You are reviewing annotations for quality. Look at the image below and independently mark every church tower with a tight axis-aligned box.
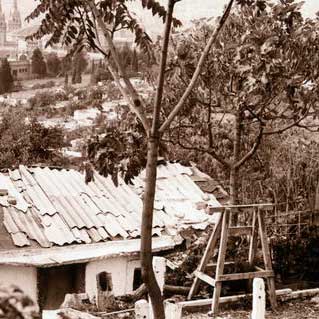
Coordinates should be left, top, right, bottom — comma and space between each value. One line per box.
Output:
8, 0, 22, 32
0, 1, 6, 46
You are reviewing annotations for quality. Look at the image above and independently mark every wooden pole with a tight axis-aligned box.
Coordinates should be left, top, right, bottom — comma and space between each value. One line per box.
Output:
135, 299, 150, 319
211, 209, 230, 314
164, 301, 182, 319
257, 210, 277, 310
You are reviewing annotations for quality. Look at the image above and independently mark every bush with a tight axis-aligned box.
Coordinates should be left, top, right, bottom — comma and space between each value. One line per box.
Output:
0, 285, 39, 319
28, 89, 68, 109
31, 80, 56, 90
28, 91, 56, 108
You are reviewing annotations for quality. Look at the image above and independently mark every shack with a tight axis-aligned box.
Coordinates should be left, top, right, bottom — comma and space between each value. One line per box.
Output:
0, 163, 220, 310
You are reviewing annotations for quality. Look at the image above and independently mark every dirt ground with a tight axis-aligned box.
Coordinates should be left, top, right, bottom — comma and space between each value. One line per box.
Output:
183, 298, 319, 318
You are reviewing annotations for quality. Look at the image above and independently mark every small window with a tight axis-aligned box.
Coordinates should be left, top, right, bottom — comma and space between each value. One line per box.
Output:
97, 272, 112, 292
133, 268, 143, 291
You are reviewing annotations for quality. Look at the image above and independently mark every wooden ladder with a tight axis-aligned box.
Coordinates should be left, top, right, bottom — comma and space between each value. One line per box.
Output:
187, 204, 277, 315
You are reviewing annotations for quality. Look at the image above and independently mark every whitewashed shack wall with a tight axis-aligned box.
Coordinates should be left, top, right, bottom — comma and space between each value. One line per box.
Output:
0, 265, 37, 302
85, 256, 140, 300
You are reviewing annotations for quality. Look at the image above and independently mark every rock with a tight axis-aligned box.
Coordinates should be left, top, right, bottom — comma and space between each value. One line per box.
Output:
60, 293, 90, 310
311, 295, 319, 304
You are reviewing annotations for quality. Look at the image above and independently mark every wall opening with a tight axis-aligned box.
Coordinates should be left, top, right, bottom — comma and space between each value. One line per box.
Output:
38, 263, 86, 310
133, 268, 143, 291
96, 271, 113, 292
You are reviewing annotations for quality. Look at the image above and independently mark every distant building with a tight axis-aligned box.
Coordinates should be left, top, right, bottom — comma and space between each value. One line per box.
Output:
7, 0, 22, 33
9, 57, 31, 80
0, 1, 6, 47
0, 0, 22, 48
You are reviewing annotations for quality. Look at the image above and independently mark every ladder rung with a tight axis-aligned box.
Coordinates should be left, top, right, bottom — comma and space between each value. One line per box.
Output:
229, 226, 252, 236
207, 261, 235, 268
194, 271, 216, 287
217, 270, 274, 282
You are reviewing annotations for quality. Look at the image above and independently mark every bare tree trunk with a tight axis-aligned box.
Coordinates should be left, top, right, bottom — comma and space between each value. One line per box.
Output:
141, 136, 164, 319
140, 2, 176, 318
230, 108, 243, 224
229, 167, 239, 205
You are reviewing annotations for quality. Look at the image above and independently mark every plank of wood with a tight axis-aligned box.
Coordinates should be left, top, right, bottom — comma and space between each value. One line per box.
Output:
212, 203, 274, 210
217, 270, 274, 282
207, 261, 235, 268
211, 209, 230, 314
249, 209, 258, 267
187, 213, 222, 300
257, 210, 277, 310
179, 289, 292, 308
164, 285, 190, 295
194, 271, 216, 287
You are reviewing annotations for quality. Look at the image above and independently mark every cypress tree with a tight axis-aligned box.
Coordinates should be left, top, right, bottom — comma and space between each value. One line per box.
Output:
0, 58, 14, 94
31, 48, 47, 78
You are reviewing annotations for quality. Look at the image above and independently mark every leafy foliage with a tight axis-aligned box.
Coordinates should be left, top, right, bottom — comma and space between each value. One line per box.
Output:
28, 89, 68, 109
162, 0, 319, 202
0, 110, 68, 169
87, 108, 147, 185
26, 0, 181, 58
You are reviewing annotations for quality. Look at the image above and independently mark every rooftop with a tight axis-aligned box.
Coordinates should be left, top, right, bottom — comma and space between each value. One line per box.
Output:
0, 163, 220, 251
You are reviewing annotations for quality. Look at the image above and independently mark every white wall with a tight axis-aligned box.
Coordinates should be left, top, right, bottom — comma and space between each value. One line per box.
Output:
85, 256, 140, 300
0, 265, 37, 303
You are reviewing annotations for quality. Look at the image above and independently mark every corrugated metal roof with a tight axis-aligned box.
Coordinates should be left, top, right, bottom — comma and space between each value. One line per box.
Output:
0, 163, 220, 249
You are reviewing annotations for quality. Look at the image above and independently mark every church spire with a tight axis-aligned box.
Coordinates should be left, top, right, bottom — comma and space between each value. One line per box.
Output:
8, 0, 22, 32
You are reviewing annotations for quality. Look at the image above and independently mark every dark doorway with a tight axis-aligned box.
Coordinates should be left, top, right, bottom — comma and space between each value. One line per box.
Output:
133, 268, 143, 291
97, 271, 113, 292
38, 263, 86, 310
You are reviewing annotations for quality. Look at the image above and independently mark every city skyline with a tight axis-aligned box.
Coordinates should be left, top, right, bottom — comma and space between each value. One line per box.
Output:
0, 0, 318, 33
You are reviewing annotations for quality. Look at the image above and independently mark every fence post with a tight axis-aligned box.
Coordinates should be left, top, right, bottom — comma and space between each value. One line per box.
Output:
251, 278, 265, 319
135, 299, 150, 319
164, 300, 182, 319
153, 257, 166, 294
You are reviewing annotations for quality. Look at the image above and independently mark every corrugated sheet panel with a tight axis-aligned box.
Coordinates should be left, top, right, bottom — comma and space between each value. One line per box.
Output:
0, 163, 220, 249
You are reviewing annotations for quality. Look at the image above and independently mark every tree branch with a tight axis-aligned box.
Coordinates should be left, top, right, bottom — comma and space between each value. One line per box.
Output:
88, 1, 150, 133
151, 0, 175, 136
159, 0, 235, 133
263, 112, 309, 135
234, 125, 264, 169
206, 146, 231, 168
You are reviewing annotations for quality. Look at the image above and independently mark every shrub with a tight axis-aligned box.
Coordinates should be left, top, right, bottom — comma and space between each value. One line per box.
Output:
0, 285, 39, 319
31, 80, 56, 90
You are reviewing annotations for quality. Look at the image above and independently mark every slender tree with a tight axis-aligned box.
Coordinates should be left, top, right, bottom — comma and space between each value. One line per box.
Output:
72, 52, 88, 84
31, 48, 47, 78
132, 48, 139, 74
27, 1, 235, 317
0, 58, 14, 94
46, 53, 61, 77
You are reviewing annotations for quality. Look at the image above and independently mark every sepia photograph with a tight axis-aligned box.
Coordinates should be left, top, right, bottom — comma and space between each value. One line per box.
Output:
0, 0, 319, 318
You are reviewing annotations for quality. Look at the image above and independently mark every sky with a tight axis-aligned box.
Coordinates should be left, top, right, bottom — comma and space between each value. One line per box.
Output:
2, 0, 319, 32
